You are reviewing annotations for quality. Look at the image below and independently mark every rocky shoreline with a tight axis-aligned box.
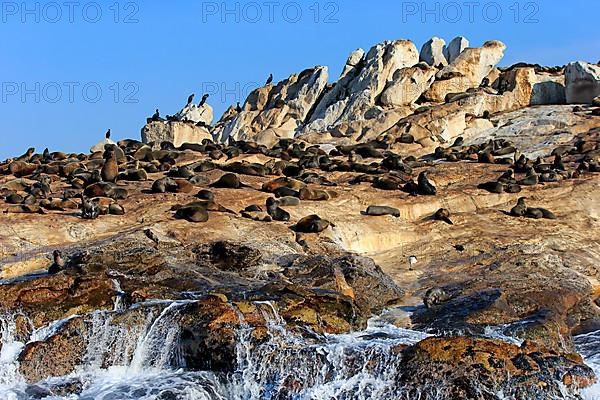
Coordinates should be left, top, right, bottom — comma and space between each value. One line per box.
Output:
1, 36, 600, 399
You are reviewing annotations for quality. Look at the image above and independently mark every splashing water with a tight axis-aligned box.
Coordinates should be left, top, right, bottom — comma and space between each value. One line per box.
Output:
1, 303, 599, 400
575, 330, 600, 400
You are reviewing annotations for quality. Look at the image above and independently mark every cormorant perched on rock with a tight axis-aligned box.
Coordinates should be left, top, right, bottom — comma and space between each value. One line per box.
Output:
236, 102, 243, 113
199, 93, 209, 106
105, 129, 111, 139
152, 109, 160, 120
266, 73, 273, 85
187, 93, 195, 105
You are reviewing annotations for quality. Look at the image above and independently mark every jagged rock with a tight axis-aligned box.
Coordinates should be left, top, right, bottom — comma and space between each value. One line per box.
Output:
419, 37, 448, 67
565, 61, 600, 104
175, 103, 214, 126
443, 36, 469, 64
424, 40, 507, 102
340, 48, 365, 79
212, 66, 328, 143
380, 64, 437, 107
141, 121, 213, 149
399, 337, 596, 398
303, 40, 419, 134
531, 73, 566, 105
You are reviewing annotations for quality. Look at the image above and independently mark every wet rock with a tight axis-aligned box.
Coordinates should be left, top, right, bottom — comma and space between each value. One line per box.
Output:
398, 337, 596, 398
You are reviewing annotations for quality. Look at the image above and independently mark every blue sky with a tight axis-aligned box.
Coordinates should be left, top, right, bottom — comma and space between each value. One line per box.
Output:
0, 0, 598, 159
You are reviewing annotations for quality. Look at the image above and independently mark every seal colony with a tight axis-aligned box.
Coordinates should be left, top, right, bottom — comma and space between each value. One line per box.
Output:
1, 36, 600, 399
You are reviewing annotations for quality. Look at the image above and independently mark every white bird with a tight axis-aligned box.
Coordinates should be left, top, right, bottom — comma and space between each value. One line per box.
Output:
408, 256, 418, 270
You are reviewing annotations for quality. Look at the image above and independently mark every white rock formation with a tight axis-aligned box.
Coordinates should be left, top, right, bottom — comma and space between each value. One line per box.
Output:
424, 40, 507, 102
303, 40, 419, 134
443, 37, 469, 64
420, 37, 448, 67
565, 61, 600, 104
212, 66, 329, 143
380, 64, 437, 106
175, 103, 214, 126
531, 74, 566, 105
141, 121, 213, 148
90, 137, 117, 153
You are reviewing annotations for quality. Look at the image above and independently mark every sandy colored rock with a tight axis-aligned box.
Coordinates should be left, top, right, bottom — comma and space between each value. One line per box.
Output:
141, 121, 213, 148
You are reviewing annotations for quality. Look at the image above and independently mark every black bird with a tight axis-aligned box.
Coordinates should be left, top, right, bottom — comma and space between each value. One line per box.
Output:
187, 93, 195, 105
266, 73, 273, 85
152, 109, 160, 120
236, 102, 243, 113
105, 129, 111, 139
199, 93, 209, 106
417, 171, 437, 196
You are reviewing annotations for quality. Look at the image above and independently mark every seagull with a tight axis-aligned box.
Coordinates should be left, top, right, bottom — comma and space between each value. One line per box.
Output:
408, 256, 418, 270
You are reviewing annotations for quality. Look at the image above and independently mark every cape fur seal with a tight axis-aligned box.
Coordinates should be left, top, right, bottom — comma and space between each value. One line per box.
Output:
361, 205, 400, 217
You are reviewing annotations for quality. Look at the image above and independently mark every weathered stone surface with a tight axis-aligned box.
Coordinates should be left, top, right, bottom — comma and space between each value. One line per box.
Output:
565, 61, 600, 104
175, 103, 214, 126
212, 66, 329, 143
90, 137, 116, 153
531, 72, 566, 105
303, 40, 419, 134
380, 64, 437, 107
424, 40, 507, 102
399, 337, 596, 399
419, 37, 448, 67
443, 36, 469, 64
141, 121, 213, 148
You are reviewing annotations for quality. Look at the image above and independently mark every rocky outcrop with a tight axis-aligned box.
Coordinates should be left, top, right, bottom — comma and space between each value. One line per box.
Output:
565, 61, 600, 104
424, 40, 507, 102
443, 36, 469, 64
176, 103, 214, 126
380, 64, 437, 107
419, 37, 448, 67
302, 40, 419, 134
211, 66, 329, 144
141, 120, 213, 148
399, 337, 596, 399
90, 137, 116, 153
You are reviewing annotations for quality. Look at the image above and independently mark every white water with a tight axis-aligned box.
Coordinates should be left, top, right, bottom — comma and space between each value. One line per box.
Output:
1, 302, 598, 400
576, 330, 600, 400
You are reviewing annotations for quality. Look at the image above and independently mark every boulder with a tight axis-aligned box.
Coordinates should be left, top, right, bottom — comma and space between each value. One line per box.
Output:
380, 64, 437, 107
141, 121, 213, 149
443, 36, 469, 64
303, 40, 419, 134
399, 337, 596, 398
175, 103, 214, 126
424, 40, 507, 102
90, 137, 116, 153
565, 61, 600, 104
419, 37, 448, 67
531, 73, 566, 105
212, 66, 329, 143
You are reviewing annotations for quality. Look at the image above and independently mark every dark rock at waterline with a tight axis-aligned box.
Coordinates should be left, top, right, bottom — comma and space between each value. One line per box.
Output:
398, 336, 597, 399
